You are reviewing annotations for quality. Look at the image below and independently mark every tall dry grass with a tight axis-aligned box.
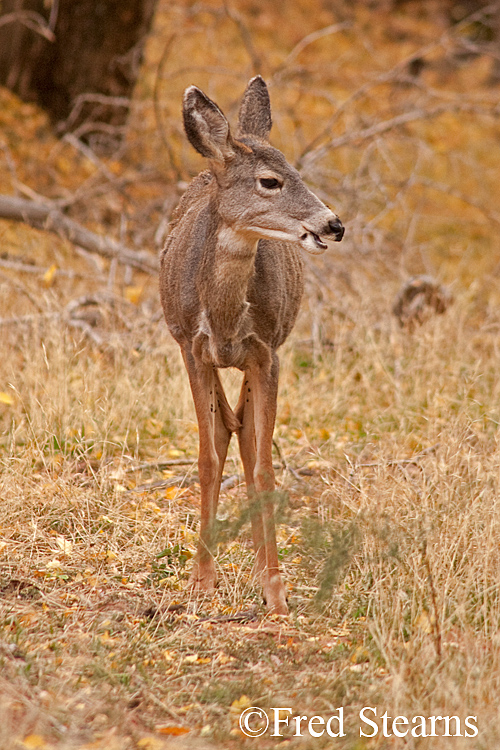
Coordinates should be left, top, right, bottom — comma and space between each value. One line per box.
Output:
2, 290, 500, 747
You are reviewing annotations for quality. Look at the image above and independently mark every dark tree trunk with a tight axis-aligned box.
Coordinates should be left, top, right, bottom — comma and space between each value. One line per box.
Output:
0, 0, 157, 145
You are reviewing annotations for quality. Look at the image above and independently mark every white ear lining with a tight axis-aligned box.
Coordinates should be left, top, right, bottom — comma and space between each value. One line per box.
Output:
184, 92, 234, 162
190, 110, 224, 161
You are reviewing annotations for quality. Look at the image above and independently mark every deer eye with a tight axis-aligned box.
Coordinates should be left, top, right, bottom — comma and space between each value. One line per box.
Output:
259, 177, 281, 190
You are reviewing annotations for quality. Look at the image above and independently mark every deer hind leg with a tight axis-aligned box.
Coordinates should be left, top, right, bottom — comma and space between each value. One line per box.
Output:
182, 349, 232, 592
239, 353, 288, 615
235, 373, 266, 579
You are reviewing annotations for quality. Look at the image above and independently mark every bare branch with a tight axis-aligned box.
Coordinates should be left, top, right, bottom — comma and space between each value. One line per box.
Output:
60, 93, 131, 133
223, 3, 263, 74
300, 101, 500, 173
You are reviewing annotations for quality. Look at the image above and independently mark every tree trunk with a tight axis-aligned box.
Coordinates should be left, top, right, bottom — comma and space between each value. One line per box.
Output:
0, 0, 157, 146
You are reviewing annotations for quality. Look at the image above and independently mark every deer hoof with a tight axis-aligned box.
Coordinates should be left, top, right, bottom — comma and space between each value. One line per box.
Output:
263, 575, 289, 615
188, 559, 217, 592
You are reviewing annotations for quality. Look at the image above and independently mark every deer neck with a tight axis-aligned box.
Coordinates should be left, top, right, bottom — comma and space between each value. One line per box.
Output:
200, 224, 258, 343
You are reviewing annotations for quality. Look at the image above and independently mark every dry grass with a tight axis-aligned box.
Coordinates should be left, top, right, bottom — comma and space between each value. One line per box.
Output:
2, 0, 500, 747
2, 294, 500, 748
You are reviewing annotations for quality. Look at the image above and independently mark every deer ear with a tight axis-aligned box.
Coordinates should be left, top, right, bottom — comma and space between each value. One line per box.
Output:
183, 86, 235, 163
237, 75, 272, 140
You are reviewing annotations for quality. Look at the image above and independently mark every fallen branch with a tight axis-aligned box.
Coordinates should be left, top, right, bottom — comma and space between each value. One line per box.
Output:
0, 195, 158, 274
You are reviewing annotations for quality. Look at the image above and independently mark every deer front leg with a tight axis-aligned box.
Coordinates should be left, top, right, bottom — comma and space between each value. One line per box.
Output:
182, 349, 231, 592
247, 351, 288, 615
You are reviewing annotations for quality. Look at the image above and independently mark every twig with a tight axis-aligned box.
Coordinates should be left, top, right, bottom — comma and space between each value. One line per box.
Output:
60, 94, 131, 133
132, 459, 198, 471
153, 32, 185, 181
272, 439, 303, 481
0, 195, 157, 274
0, 270, 44, 311
66, 318, 104, 347
220, 474, 241, 491
0, 256, 88, 279
223, 3, 263, 73
295, 38, 444, 167
0, 312, 59, 327
274, 22, 350, 75
143, 690, 185, 724
195, 606, 258, 625
355, 444, 440, 470
414, 177, 500, 227
127, 479, 184, 494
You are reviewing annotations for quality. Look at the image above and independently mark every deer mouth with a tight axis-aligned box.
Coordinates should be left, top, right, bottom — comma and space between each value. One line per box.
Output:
301, 230, 328, 253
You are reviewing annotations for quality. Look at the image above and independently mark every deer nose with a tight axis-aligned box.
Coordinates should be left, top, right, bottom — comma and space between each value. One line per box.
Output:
328, 218, 344, 242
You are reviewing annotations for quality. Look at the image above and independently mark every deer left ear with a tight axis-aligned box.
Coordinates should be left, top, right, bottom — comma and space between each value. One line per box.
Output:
183, 86, 235, 163
237, 75, 272, 140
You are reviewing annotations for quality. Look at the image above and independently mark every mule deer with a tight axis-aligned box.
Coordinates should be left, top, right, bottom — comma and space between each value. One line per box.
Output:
160, 77, 344, 614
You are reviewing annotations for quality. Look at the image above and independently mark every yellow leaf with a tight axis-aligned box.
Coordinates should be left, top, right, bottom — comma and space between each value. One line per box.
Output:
56, 536, 73, 555
182, 528, 196, 544
56, 155, 73, 174
100, 631, 117, 646
124, 285, 142, 305
42, 264, 57, 287
351, 646, 370, 664
230, 695, 252, 713
45, 558, 63, 570
0, 391, 14, 405
155, 725, 190, 736
415, 610, 433, 634
20, 736, 49, 749
137, 738, 165, 750
176, 704, 195, 714
217, 652, 235, 665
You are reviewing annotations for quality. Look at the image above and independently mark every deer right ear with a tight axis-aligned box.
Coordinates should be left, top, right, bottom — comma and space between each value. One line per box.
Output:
237, 76, 272, 140
183, 86, 235, 163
